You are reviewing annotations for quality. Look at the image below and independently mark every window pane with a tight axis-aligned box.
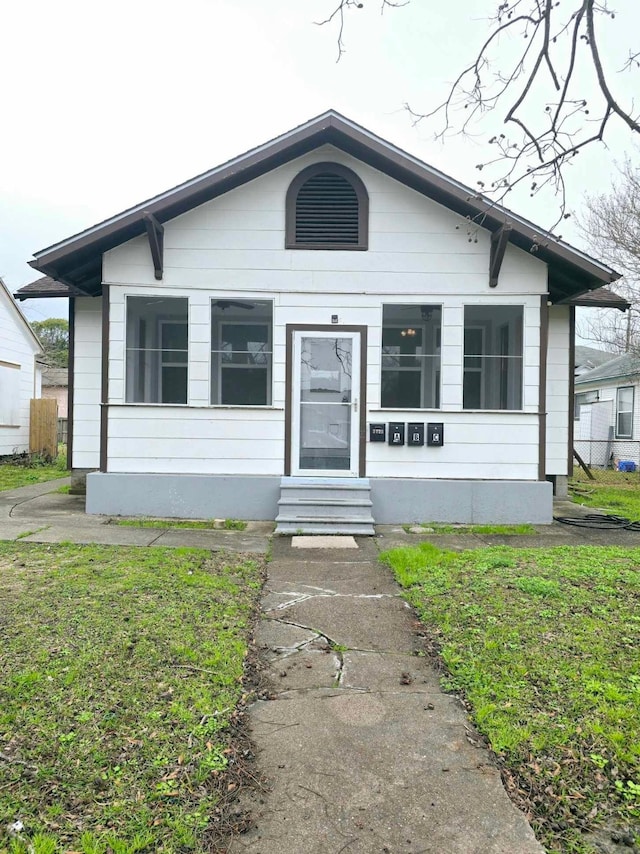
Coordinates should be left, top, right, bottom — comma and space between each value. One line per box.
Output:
211, 300, 273, 405
126, 297, 188, 404
381, 305, 441, 409
463, 306, 523, 410
616, 387, 633, 438
221, 368, 268, 405
381, 371, 421, 408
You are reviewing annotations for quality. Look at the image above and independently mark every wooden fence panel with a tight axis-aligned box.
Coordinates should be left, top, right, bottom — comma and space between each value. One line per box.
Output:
57, 417, 68, 444
30, 398, 58, 458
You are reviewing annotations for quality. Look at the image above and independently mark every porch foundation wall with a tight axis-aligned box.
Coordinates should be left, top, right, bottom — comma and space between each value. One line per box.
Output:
87, 473, 553, 524
86, 473, 281, 520
369, 478, 553, 524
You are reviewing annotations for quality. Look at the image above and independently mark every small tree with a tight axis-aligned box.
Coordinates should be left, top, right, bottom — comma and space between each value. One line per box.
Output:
31, 318, 69, 368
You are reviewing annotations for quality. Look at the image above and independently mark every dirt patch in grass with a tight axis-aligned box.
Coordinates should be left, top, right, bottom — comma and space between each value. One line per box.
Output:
381, 542, 640, 853
0, 542, 265, 853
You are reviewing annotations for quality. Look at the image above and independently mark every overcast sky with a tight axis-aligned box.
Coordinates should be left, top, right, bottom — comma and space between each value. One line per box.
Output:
1, 0, 638, 327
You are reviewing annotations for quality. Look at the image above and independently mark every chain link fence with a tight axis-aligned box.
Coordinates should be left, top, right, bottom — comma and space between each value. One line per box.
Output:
573, 439, 640, 483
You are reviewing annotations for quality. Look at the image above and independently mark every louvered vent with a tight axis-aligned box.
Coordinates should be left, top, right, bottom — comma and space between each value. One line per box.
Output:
295, 172, 360, 245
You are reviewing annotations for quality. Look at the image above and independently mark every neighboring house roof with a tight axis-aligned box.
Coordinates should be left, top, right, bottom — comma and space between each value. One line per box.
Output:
16, 275, 83, 300
0, 276, 42, 352
16, 110, 620, 305
575, 345, 618, 373
40, 366, 68, 387
566, 286, 630, 311
575, 353, 640, 386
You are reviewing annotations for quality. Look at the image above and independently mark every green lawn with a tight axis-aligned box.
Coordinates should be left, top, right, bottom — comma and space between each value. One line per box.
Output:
0, 454, 67, 492
381, 542, 640, 853
0, 542, 263, 854
115, 518, 247, 531
570, 476, 640, 520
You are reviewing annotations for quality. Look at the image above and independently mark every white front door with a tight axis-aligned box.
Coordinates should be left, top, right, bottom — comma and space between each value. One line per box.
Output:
291, 330, 361, 477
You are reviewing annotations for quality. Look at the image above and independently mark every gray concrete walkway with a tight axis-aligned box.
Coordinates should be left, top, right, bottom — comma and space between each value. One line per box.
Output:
231, 537, 544, 853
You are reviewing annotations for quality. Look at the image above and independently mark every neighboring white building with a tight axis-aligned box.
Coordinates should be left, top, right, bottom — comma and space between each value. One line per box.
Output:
0, 277, 42, 455
16, 112, 625, 528
574, 354, 640, 469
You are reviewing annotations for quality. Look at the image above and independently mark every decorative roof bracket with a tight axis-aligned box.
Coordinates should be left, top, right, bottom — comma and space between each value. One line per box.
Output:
143, 212, 164, 280
489, 223, 512, 288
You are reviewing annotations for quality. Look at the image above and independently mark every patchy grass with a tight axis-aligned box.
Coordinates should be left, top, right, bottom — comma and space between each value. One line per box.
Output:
0, 542, 263, 853
114, 518, 248, 532
405, 522, 536, 535
381, 542, 640, 853
570, 478, 640, 520
0, 453, 67, 493
54, 485, 71, 495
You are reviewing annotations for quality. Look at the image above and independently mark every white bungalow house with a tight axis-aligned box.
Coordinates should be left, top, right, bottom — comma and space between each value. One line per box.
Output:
0, 277, 42, 456
16, 111, 625, 530
574, 353, 640, 470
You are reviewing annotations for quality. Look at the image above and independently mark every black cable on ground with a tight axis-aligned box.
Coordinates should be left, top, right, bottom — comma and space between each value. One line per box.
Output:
553, 513, 640, 531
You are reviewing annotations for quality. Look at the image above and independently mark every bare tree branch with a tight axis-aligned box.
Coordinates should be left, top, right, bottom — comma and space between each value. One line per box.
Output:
318, 1, 640, 227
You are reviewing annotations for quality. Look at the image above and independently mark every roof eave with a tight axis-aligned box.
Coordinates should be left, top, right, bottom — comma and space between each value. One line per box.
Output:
27, 110, 619, 299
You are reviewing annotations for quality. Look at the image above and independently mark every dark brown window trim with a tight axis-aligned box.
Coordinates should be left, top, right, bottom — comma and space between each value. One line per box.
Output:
538, 295, 548, 481
67, 298, 75, 471
567, 307, 575, 477
285, 162, 369, 251
100, 285, 109, 473
284, 324, 368, 477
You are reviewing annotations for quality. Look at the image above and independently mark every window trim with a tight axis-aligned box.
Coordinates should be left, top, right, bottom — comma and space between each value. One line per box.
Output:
380, 306, 442, 410
285, 162, 369, 250
125, 295, 189, 405
615, 385, 634, 439
209, 300, 274, 407
462, 305, 524, 411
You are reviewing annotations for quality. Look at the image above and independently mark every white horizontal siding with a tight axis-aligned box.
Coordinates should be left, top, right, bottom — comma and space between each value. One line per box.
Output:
545, 306, 570, 475
367, 414, 539, 479
107, 405, 284, 475
103, 147, 548, 299
73, 299, 101, 469
97, 146, 551, 483
0, 287, 39, 455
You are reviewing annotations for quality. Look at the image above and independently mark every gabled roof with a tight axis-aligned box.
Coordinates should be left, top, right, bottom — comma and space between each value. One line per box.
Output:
19, 109, 620, 303
0, 277, 42, 352
575, 353, 640, 386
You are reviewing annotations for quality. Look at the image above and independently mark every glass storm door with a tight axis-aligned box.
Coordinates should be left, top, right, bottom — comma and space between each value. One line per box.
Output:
291, 331, 360, 477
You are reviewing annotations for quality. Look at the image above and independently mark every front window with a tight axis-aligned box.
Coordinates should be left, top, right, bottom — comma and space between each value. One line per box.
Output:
381, 305, 441, 408
463, 305, 523, 410
125, 297, 188, 404
616, 387, 634, 438
211, 300, 273, 405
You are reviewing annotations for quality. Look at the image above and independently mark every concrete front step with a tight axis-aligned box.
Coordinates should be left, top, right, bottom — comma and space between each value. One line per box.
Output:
275, 476, 375, 535
275, 521, 376, 536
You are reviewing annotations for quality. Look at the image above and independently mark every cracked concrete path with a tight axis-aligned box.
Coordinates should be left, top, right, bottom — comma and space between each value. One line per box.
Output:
231, 538, 543, 854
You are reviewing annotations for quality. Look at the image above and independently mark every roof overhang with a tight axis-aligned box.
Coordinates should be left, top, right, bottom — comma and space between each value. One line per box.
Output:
19, 110, 621, 303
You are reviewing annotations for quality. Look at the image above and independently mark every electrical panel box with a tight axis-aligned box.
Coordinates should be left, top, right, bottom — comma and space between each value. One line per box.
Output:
369, 423, 386, 442
388, 423, 405, 446
407, 423, 424, 446
427, 422, 444, 446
